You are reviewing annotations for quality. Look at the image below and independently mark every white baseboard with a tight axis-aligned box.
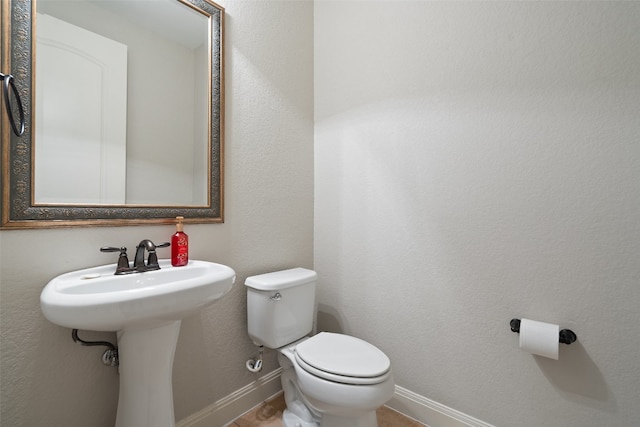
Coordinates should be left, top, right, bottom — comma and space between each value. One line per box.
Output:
387, 386, 495, 427
176, 370, 494, 427
176, 368, 283, 427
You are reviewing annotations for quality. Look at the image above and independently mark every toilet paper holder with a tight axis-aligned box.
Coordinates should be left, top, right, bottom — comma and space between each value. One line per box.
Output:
510, 319, 577, 345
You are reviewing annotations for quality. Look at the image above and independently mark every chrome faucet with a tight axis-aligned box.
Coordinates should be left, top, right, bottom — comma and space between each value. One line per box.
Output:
133, 240, 170, 272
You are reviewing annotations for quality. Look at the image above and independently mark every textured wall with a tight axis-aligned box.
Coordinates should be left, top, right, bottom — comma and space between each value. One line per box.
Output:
314, 2, 640, 426
0, 1, 313, 425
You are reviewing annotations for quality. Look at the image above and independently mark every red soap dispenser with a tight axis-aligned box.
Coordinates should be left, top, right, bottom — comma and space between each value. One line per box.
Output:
171, 216, 189, 266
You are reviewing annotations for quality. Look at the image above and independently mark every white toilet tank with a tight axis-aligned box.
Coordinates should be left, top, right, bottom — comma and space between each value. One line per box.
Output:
245, 268, 317, 348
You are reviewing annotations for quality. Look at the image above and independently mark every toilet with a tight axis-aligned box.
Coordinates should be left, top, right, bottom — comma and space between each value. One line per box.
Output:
245, 268, 395, 427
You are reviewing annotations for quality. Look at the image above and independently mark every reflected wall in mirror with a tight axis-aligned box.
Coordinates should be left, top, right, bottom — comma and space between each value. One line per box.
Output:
1, 0, 224, 229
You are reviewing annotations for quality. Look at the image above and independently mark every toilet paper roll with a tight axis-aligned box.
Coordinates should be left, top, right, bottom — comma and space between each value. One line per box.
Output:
519, 318, 559, 360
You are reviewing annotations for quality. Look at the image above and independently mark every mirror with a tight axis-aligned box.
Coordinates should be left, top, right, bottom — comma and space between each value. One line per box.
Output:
1, 0, 224, 229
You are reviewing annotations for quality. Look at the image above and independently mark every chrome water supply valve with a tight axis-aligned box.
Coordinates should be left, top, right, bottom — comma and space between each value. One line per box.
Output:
72, 329, 119, 367
102, 348, 119, 367
246, 345, 264, 373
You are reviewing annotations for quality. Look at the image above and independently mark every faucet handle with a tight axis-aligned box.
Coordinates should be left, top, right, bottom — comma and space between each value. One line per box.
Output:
100, 246, 123, 252
146, 242, 170, 270
100, 246, 131, 274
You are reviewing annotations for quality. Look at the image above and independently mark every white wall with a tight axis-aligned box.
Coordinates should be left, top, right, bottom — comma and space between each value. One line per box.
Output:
0, 1, 313, 425
4, 1, 640, 426
314, 2, 640, 426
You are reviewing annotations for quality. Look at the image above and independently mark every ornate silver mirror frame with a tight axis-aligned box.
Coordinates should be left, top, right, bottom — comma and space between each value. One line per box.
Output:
1, 0, 224, 229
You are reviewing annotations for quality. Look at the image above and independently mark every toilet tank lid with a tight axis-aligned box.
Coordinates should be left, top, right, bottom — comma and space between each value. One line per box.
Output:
245, 268, 317, 291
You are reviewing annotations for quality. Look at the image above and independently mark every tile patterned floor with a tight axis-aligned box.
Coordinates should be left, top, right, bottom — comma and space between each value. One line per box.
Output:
229, 393, 424, 427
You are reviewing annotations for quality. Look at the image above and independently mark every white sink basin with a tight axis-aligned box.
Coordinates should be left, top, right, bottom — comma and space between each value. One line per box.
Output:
40, 259, 235, 427
41, 260, 235, 331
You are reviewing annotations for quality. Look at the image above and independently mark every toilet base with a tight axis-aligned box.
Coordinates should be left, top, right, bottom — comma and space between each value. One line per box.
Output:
282, 407, 379, 427
283, 409, 319, 427
320, 412, 378, 427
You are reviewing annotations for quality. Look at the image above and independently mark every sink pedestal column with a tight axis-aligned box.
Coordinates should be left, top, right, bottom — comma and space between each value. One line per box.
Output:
115, 320, 182, 427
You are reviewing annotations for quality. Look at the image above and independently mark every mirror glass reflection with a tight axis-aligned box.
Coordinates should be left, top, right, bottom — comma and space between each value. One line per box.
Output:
35, 0, 209, 206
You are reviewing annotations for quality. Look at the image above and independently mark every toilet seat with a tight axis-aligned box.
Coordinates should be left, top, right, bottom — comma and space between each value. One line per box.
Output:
294, 332, 391, 385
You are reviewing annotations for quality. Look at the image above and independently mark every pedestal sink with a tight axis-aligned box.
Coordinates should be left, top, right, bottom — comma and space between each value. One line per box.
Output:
40, 260, 236, 427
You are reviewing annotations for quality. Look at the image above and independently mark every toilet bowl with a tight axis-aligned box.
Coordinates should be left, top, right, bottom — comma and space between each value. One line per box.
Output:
283, 333, 394, 426
245, 268, 395, 427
